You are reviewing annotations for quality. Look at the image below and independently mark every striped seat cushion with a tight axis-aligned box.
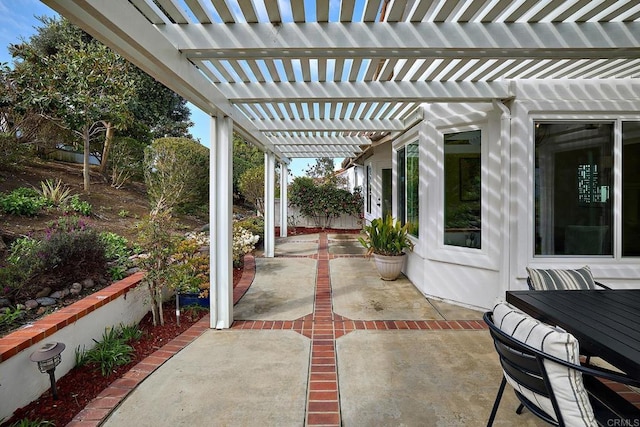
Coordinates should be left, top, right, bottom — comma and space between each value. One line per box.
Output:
526, 266, 596, 290
493, 302, 596, 426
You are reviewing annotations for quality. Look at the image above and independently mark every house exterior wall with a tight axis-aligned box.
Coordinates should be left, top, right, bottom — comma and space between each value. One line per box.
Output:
364, 79, 640, 311
363, 145, 393, 222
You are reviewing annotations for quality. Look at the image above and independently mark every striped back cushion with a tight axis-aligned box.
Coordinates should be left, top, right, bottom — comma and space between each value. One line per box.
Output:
492, 302, 596, 426
526, 266, 596, 290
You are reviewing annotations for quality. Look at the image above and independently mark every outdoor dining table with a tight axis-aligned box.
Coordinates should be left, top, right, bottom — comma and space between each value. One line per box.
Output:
506, 289, 640, 379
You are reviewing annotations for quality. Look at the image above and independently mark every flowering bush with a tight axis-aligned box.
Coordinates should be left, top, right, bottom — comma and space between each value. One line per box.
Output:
169, 232, 210, 298
289, 177, 363, 229
1, 215, 106, 300
233, 224, 259, 267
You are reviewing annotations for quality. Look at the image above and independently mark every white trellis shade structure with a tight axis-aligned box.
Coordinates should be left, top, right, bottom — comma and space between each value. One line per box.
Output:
42, 0, 640, 160
42, 0, 640, 328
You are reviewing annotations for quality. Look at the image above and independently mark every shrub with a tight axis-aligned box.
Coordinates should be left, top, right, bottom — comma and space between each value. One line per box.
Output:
143, 137, 209, 213
5, 236, 42, 286
0, 133, 23, 170
169, 232, 210, 297
99, 231, 131, 261
235, 216, 264, 243
38, 178, 72, 206
0, 187, 47, 216
37, 217, 105, 273
63, 194, 92, 216
232, 224, 259, 267
238, 164, 265, 215
289, 177, 363, 229
108, 136, 146, 188
75, 324, 140, 376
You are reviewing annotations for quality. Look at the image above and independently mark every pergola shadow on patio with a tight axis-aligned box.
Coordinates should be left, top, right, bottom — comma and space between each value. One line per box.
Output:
99, 233, 545, 426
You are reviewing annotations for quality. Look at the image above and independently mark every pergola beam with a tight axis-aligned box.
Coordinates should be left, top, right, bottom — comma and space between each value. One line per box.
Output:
254, 118, 404, 132
170, 22, 640, 60
268, 134, 371, 146
223, 81, 512, 103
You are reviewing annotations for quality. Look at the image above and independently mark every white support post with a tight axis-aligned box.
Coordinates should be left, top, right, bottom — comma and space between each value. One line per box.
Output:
210, 115, 233, 329
280, 162, 288, 237
264, 152, 276, 257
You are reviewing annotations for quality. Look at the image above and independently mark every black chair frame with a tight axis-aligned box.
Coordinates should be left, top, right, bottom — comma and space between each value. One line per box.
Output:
484, 311, 640, 427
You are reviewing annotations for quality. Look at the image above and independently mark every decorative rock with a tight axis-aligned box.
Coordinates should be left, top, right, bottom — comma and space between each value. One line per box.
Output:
24, 300, 39, 310
35, 287, 52, 299
0, 298, 11, 308
36, 307, 47, 316
50, 288, 70, 299
70, 282, 83, 295
125, 267, 140, 276
98, 276, 108, 286
36, 297, 57, 307
81, 278, 95, 289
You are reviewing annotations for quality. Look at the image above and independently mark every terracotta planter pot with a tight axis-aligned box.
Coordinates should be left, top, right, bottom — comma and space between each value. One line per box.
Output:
373, 253, 406, 281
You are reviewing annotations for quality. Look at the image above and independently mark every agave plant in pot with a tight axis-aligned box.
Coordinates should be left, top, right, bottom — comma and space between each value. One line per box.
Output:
358, 215, 415, 281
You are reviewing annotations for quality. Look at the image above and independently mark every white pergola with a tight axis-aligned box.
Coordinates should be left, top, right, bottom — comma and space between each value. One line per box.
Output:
43, 0, 640, 328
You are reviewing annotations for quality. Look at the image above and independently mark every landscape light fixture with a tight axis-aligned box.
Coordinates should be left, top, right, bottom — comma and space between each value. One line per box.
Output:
30, 342, 65, 400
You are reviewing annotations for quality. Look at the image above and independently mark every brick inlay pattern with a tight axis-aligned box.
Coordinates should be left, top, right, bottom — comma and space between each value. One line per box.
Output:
66, 254, 257, 426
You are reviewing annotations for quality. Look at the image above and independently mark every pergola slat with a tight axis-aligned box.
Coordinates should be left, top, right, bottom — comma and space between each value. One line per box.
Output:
237, 0, 258, 23
410, 0, 435, 22
264, 0, 282, 23
130, 0, 167, 24
386, 0, 408, 22
155, 0, 190, 23
211, 0, 234, 23
291, 1, 305, 22
340, 0, 356, 22
316, 0, 329, 22
192, 59, 221, 83
364, 0, 383, 22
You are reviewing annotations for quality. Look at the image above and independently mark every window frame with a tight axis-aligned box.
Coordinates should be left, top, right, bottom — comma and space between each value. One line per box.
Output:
425, 120, 501, 271
526, 116, 640, 264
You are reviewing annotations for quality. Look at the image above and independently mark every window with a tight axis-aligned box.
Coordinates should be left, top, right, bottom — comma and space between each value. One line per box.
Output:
623, 122, 640, 257
444, 130, 481, 248
534, 123, 613, 256
397, 142, 419, 237
366, 164, 372, 214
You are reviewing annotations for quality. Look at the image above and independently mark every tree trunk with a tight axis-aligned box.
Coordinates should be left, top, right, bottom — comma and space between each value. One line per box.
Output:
99, 122, 114, 174
83, 128, 91, 192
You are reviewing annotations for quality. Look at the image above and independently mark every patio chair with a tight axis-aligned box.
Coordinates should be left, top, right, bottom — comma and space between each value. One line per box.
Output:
485, 302, 640, 427
526, 266, 611, 291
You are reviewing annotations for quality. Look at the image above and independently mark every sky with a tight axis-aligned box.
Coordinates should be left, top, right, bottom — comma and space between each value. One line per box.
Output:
0, 0, 329, 177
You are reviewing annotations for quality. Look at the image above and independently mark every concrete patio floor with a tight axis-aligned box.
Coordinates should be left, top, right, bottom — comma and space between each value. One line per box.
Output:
100, 232, 545, 426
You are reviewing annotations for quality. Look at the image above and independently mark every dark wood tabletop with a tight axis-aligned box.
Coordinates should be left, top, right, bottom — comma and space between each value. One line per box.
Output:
506, 289, 640, 379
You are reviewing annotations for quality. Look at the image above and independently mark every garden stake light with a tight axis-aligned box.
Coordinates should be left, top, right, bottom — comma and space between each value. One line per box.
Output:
30, 342, 65, 400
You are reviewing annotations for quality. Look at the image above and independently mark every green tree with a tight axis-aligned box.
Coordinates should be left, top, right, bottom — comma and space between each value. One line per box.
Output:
238, 164, 265, 215
304, 157, 347, 187
144, 137, 209, 213
5, 17, 192, 178
289, 176, 363, 229
10, 19, 135, 191
233, 134, 263, 197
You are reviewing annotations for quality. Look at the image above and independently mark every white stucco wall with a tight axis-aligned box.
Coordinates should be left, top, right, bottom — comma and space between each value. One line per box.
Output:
364, 79, 640, 312
0, 282, 150, 421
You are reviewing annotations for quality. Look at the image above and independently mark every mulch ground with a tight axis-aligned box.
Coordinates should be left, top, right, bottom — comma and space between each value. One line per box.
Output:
1, 267, 242, 427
